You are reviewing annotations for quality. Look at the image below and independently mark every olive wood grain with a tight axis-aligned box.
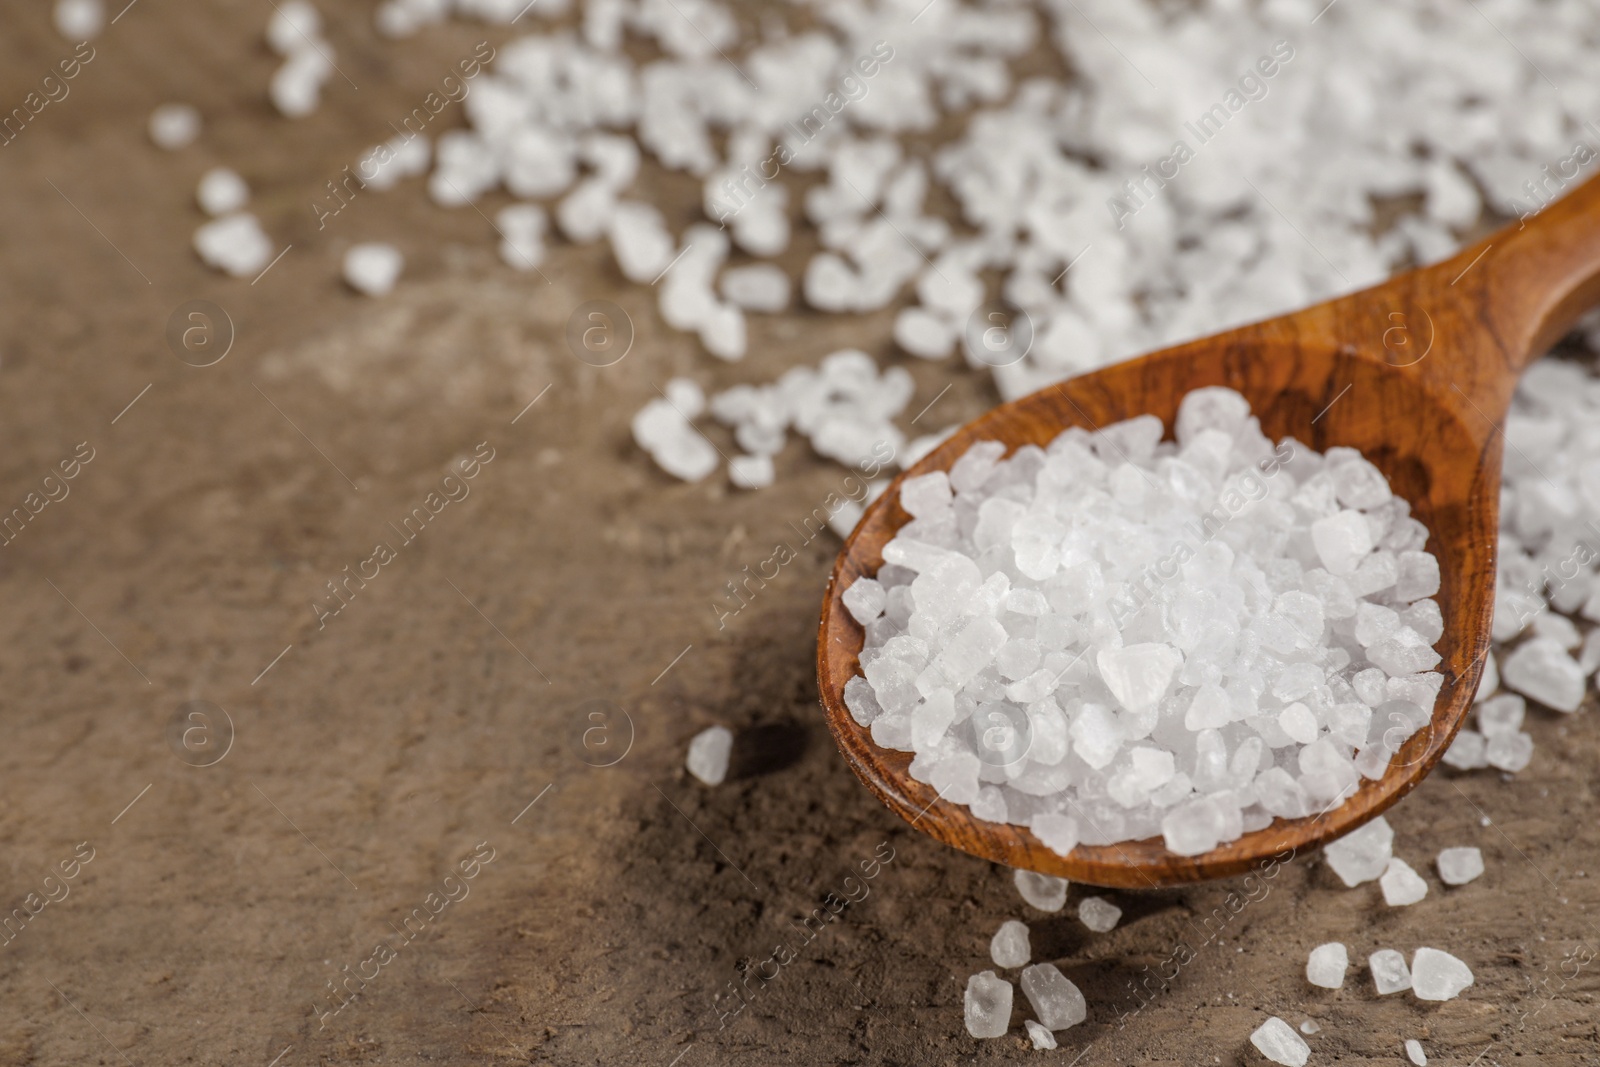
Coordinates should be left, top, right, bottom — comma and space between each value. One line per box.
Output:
817, 173, 1600, 888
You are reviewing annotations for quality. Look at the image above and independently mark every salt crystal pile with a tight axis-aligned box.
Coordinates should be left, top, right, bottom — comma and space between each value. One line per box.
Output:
1369, 948, 1411, 995
196, 167, 250, 217
1305, 942, 1347, 989
1406, 1039, 1428, 1066
1380, 857, 1428, 906
844, 389, 1442, 853
1012, 869, 1068, 912
1322, 816, 1394, 888
193, 214, 274, 277
1077, 896, 1120, 933
989, 919, 1030, 968
1436, 846, 1484, 886
1020, 963, 1086, 1031
963, 971, 1011, 1040
1411, 947, 1474, 1001
685, 725, 732, 786
1250, 1016, 1310, 1067
343, 243, 405, 297
267, 0, 336, 118
149, 104, 202, 150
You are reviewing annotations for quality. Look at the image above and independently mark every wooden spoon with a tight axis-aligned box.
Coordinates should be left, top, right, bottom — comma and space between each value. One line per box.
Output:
817, 173, 1600, 889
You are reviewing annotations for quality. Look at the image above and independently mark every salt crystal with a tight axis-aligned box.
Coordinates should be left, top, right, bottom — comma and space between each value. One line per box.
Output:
1311, 511, 1374, 576
1306, 942, 1347, 988
990, 919, 1030, 968
963, 971, 1012, 1039
1440, 730, 1487, 770
1380, 857, 1428, 906
1250, 1016, 1310, 1067
610, 202, 675, 284
1024, 1019, 1057, 1049
1485, 731, 1533, 772
267, 0, 321, 53
1162, 796, 1227, 856
1078, 896, 1121, 933
1012, 869, 1068, 912
1436, 846, 1483, 886
1031, 813, 1080, 858
895, 307, 957, 360
1278, 703, 1318, 745
193, 214, 273, 277
196, 167, 250, 217
1299, 1021, 1321, 1035
1323, 815, 1393, 887
1411, 947, 1474, 1000
54, 0, 103, 39
342, 243, 404, 297
843, 578, 887, 626
1020, 963, 1086, 1030
685, 725, 732, 785
1405, 1038, 1427, 1066
1501, 637, 1585, 712
149, 104, 201, 150
1476, 693, 1525, 737
1369, 948, 1412, 994
1096, 643, 1182, 714
720, 265, 789, 312
728, 453, 774, 490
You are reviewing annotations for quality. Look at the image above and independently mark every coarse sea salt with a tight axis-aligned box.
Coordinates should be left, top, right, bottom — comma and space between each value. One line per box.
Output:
1250, 1016, 1310, 1067
1411, 947, 1474, 1001
844, 389, 1442, 854
1305, 942, 1347, 989
1436, 846, 1484, 886
1406, 1038, 1428, 1066
989, 919, 1030, 969
1379, 857, 1429, 907
1369, 948, 1412, 995
343, 242, 405, 297
1077, 896, 1120, 933
963, 970, 1011, 1040
685, 725, 732, 786
1020, 963, 1085, 1031
1012, 869, 1068, 912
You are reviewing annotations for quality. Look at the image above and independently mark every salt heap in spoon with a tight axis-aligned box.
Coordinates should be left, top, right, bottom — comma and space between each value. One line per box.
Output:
842, 387, 1444, 855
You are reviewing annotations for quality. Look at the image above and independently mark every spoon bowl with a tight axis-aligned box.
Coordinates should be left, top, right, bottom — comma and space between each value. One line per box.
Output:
817, 175, 1600, 888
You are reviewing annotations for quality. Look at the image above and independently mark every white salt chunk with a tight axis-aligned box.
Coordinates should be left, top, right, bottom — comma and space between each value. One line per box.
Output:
196, 167, 250, 217
963, 971, 1012, 1039
1096, 643, 1182, 714
720, 265, 789, 312
54, 0, 103, 39
1485, 731, 1533, 772
1013, 869, 1068, 912
1250, 1016, 1310, 1067
1306, 942, 1347, 989
1406, 1038, 1427, 1066
843, 578, 887, 626
1078, 896, 1120, 933
1502, 637, 1585, 712
990, 919, 1030, 969
1380, 857, 1428, 906
1476, 693, 1524, 737
1436, 846, 1483, 886
149, 104, 201, 150
895, 306, 956, 360
343, 243, 404, 297
1031, 813, 1080, 858
1441, 729, 1487, 770
1323, 815, 1393, 887
1299, 1021, 1321, 1035
193, 214, 273, 277
728, 453, 774, 490
1020, 963, 1086, 1030
1369, 948, 1412, 995
1025, 1019, 1057, 1049
1411, 947, 1474, 1001
685, 725, 732, 786
1311, 510, 1374, 576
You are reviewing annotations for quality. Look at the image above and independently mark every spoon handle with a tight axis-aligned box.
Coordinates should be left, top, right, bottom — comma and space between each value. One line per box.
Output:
1411, 171, 1600, 413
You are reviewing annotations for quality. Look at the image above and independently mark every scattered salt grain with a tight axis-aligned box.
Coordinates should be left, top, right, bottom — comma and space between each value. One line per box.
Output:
1369, 948, 1412, 995
53, 0, 102, 40
196, 167, 250, 217
1323, 816, 1395, 888
1012, 869, 1068, 912
720, 265, 790, 313
1436, 846, 1484, 886
193, 214, 273, 277
1306, 943, 1347, 989
1405, 1038, 1427, 1066
1078, 896, 1121, 933
1020, 963, 1086, 1031
963, 971, 1012, 1040
148, 104, 201, 150
1411, 947, 1474, 1001
343, 243, 404, 297
1024, 1019, 1057, 1049
1380, 857, 1429, 906
1250, 1016, 1310, 1067
685, 725, 732, 786
1501, 637, 1585, 712
1299, 1020, 1321, 1036
1485, 731, 1534, 773
728, 454, 774, 490
989, 919, 1030, 969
